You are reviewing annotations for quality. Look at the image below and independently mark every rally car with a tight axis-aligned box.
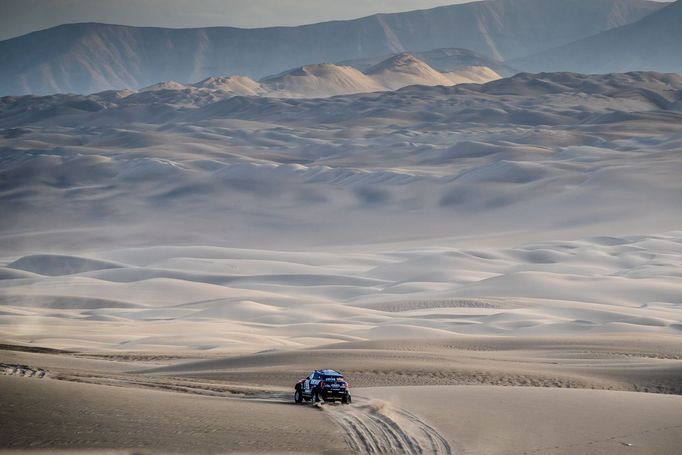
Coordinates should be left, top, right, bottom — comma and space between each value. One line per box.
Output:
294, 369, 351, 405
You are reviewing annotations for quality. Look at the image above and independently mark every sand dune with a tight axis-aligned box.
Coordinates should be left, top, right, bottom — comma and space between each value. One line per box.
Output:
338, 47, 518, 77
365, 53, 460, 91
194, 75, 268, 96
262, 64, 385, 97
2, 232, 681, 353
1, 70, 681, 453
1, 72, 681, 355
133, 53, 502, 99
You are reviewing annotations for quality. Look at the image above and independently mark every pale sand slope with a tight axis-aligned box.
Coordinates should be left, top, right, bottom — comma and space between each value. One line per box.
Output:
260, 64, 386, 98
358, 386, 682, 455
362, 53, 493, 91
0, 374, 347, 453
1, 232, 681, 354
145, 53, 502, 98
2, 72, 681, 256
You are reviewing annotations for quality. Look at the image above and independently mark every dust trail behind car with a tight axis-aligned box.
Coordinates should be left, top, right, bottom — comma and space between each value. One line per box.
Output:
324, 398, 452, 454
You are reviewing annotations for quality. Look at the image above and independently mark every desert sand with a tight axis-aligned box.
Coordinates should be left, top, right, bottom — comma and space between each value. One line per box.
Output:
0, 373, 347, 453
144, 53, 501, 98
2, 341, 682, 454
360, 386, 682, 454
1, 69, 682, 453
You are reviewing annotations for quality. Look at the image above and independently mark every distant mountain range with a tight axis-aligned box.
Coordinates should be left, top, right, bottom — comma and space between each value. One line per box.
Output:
0, 0, 664, 95
512, 0, 682, 74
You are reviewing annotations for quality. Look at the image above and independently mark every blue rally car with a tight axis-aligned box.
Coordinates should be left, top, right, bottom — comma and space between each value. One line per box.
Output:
294, 369, 351, 405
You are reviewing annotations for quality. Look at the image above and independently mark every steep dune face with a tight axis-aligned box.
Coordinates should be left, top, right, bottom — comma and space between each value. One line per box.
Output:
262, 64, 386, 97
443, 66, 503, 85
0, 0, 663, 95
139, 76, 269, 97
338, 48, 517, 77
125, 54, 501, 99
194, 76, 267, 96
513, 0, 682, 74
415, 48, 518, 77
262, 54, 500, 97
139, 81, 187, 92
365, 53, 457, 90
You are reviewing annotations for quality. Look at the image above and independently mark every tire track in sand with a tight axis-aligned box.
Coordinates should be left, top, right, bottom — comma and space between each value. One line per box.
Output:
1, 363, 47, 378
324, 399, 452, 454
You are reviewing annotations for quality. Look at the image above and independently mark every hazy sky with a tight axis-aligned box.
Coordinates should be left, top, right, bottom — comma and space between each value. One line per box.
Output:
0, 0, 481, 40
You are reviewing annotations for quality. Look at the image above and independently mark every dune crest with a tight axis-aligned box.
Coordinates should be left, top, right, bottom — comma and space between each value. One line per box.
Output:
137, 53, 502, 98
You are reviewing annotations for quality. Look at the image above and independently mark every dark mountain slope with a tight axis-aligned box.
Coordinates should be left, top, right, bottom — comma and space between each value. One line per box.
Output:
0, 0, 663, 95
513, 0, 682, 74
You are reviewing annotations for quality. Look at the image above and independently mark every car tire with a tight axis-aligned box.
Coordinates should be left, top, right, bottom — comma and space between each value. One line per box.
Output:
310, 391, 318, 407
294, 389, 303, 403
342, 392, 351, 405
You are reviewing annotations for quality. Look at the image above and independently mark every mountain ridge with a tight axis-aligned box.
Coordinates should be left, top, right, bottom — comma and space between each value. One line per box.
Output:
511, 0, 682, 74
0, 0, 663, 95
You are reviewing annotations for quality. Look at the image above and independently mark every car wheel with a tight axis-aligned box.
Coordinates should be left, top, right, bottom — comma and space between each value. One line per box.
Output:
294, 389, 303, 403
310, 391, 318, 407
342, 392, 351, 405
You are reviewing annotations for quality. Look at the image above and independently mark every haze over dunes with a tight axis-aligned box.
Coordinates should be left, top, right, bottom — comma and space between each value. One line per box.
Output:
2, 71, 681, 351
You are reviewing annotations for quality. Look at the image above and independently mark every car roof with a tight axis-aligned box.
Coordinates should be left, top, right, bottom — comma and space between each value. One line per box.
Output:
316, 369, 343, 377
